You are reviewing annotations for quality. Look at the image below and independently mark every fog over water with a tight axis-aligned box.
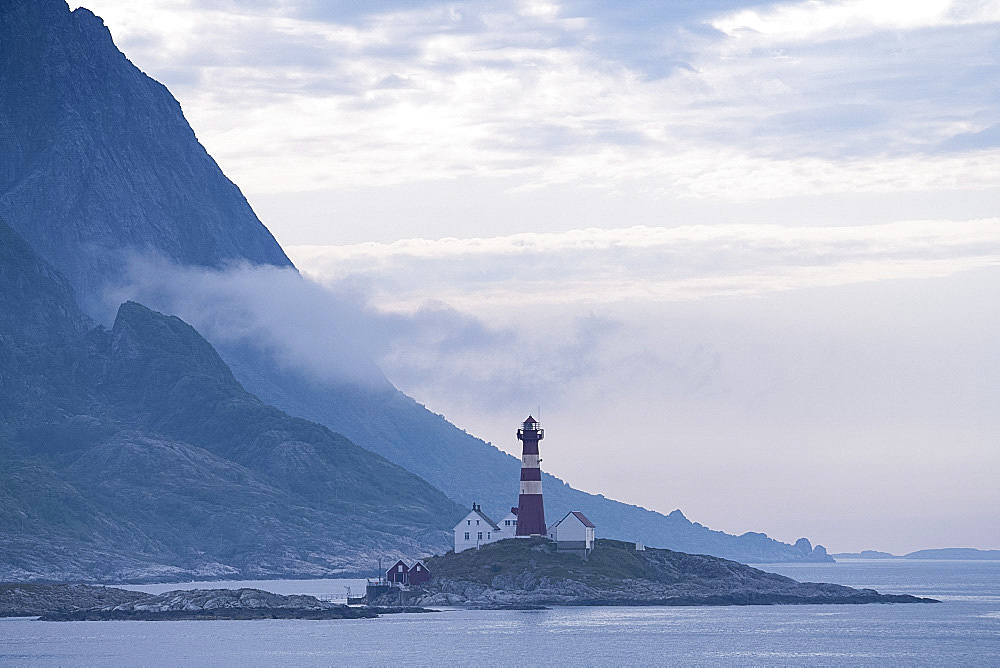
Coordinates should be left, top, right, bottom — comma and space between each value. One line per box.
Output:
76, 0, 1000, 554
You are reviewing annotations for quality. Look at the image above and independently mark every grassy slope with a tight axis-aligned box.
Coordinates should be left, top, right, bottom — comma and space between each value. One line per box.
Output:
423, 538, 775, 588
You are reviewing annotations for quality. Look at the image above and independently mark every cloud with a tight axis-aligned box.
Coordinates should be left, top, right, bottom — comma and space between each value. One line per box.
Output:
939, 123, 1000, 152
72, 0, 1000, 204
712, 0, 1000, 41
101, 257, 392, 387
288, 218, 1000, 311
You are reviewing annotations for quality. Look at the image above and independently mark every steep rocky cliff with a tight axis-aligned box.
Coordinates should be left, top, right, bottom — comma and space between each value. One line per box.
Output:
0, 219, 461, 581
0, 0, 291, 307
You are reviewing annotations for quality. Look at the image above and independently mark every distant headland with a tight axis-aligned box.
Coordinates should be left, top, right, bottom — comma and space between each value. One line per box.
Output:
832, 548, 1000, 560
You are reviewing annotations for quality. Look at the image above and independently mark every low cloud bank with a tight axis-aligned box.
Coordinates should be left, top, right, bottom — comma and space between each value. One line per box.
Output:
102, 257, 393, 388
289, 218, 1000, 311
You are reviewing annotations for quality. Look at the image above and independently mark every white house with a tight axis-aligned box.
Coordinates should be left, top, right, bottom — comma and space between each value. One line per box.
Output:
453, 503, 502, 552
497, 510, 518, 538
547, 511, 596, 556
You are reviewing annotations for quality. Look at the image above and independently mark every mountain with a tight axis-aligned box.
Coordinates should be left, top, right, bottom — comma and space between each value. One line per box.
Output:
835, 548, 1000, 560
0, 0, 291, 308
0, 217, 462, 581
831, 550, 896, 559
226, 345, 832, 562
902, 548, 1000, 560
0, 0, 831, 567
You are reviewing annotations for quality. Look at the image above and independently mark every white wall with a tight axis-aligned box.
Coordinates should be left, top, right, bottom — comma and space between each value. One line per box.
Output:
497, 512, 518, 539
549, 513, 595, 549
453, 511, 500, 553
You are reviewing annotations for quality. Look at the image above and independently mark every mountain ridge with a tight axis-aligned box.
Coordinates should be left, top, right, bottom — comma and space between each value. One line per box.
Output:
1, 0, 833, 570
0, 0, 291, 307
0, 217, 462, 582
832, 548, 1000, 560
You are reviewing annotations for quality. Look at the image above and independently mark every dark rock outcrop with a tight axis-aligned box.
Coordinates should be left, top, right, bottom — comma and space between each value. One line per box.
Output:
0, 583, 149, 617
80, 587, 365, 616
6, 586, 385, 620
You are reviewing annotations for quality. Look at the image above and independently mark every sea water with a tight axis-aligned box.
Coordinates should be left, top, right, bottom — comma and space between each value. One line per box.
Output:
1, 559, 997, 666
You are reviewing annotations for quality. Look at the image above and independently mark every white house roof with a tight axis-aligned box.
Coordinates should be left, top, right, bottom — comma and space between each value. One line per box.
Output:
454, 504, 501, 532
550, 510, 597, 530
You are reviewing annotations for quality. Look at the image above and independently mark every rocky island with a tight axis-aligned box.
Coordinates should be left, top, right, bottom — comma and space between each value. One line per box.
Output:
371, 539, 938, 607
2, 585, 390, 621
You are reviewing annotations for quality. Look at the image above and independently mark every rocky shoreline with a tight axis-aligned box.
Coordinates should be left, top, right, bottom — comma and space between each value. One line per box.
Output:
1, 584, 149, 617
401, 579, 935, 607
370, 538, 939, 608
4, 539, 940, 618
2, 585, 434, 621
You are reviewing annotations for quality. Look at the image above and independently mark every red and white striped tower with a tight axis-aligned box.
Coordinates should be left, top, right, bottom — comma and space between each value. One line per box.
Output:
515, 415, 546, 536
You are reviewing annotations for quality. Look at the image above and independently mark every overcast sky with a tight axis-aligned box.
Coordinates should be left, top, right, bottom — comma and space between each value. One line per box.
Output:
76, 0, 1000, 553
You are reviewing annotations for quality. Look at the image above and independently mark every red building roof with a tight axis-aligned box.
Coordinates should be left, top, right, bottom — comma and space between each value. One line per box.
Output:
570, 511, 596, 528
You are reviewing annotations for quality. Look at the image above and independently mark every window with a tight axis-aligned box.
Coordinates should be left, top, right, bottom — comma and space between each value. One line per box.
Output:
513, 520, 517, 525
505, 520, 510, 526
487, 532, 491, 539
467, 520, 471, 525
398, 565, 404, 572
464, 532, 470, 540
476, 520, 480, 525
477, 532, 483, 540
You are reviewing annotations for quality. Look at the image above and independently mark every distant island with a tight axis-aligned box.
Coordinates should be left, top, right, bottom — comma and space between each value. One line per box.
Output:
368, 538, 936, 607
0, 585, 429, 621
832, 548, 1000, 560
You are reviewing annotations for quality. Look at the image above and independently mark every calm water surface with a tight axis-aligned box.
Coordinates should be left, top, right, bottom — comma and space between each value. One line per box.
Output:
1, 559, 997, 666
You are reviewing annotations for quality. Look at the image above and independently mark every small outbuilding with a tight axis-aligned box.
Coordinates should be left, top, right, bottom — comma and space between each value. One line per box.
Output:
384, 559, 431, 586
547, 511, 596, 557
408, 561, 431, 585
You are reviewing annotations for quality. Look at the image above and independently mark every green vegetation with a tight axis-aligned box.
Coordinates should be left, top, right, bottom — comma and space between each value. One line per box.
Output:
426, 538, 684, 587
415, 538, 937, 607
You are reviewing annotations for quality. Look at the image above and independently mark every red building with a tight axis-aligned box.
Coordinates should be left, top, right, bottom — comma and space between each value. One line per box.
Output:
386, 560, 409, 584
408, 561, 431, 585
386, 559, 432, 585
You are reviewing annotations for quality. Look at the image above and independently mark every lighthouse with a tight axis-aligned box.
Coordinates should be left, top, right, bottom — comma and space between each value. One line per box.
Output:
515, 415, 546, 536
